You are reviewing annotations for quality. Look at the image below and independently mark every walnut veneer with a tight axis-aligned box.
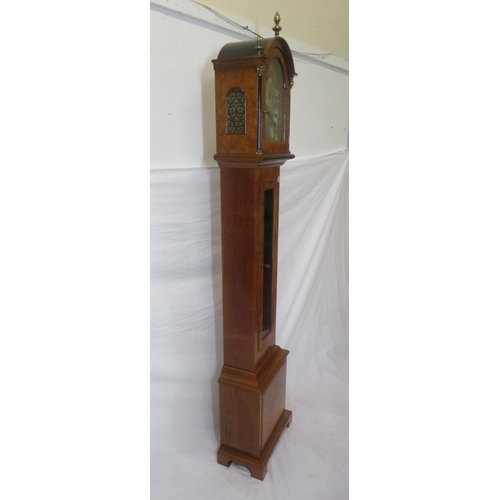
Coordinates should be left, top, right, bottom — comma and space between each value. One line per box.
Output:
213, 34, 296, 480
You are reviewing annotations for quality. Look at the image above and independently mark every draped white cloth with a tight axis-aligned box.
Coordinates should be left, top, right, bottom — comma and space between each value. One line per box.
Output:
151, 150, 349, 499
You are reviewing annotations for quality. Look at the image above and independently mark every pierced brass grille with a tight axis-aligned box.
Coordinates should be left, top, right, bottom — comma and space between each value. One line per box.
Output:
226, 88, 246, 134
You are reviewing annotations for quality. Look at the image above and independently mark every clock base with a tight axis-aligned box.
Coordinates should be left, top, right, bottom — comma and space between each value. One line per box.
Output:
217, 409, 292, 480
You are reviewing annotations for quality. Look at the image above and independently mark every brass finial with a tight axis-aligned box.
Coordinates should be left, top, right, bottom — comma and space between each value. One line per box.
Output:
273, 12, 282, 37
255, 36, 263, 55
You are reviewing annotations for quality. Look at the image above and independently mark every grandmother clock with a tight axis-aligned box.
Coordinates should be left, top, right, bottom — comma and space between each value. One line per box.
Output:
213, 14, 297, 480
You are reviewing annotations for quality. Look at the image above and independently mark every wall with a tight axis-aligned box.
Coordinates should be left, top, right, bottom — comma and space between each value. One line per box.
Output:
201, 0, 349, 60
150, 0, 349, 170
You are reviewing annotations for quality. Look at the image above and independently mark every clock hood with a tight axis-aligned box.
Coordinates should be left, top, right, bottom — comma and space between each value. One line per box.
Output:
216, 37, 296, 79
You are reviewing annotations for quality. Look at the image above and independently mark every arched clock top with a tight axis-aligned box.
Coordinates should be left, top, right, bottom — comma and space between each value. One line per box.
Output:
214, 37, 296, 85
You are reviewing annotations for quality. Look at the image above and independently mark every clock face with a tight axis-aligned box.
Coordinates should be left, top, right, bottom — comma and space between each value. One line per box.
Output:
265, 59, 285, 142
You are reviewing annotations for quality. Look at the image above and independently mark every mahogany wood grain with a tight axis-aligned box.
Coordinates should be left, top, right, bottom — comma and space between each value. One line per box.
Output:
217, 409, 292, 481
213, 35, 296, 480
219, 166, 280, 371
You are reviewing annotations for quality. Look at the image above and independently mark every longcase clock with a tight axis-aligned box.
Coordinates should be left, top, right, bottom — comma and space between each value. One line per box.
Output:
212, 14, 297, 480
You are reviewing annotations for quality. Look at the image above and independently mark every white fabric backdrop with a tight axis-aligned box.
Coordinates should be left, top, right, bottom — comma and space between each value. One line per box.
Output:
150, 150, 349, 499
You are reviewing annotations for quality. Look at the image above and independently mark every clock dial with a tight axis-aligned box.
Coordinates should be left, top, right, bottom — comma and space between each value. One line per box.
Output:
265, 59, 285, 142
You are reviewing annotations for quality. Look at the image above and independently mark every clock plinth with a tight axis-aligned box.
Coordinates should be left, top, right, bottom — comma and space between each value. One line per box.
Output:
213, 32, 296, 480
217, 345, 291, 480
217, 411, 292, 481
